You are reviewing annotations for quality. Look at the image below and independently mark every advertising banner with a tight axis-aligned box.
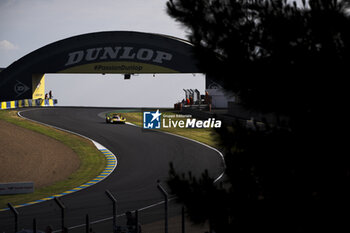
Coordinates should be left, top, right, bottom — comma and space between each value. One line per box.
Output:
0, 182, 34, 195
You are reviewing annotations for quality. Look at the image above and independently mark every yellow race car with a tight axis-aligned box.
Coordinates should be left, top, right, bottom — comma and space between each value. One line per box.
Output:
106, 113, 126, 124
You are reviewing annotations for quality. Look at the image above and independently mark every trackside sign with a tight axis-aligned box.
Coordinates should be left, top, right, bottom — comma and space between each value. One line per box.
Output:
0, 182, 34, 195
65, 46, 173, 66
143, 110, 222, 129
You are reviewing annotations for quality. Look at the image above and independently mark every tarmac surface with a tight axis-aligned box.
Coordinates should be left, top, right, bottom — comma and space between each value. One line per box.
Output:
0, 107, 224, 233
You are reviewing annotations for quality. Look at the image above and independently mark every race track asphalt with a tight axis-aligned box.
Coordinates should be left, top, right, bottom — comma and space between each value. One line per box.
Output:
0, 107, 224, 233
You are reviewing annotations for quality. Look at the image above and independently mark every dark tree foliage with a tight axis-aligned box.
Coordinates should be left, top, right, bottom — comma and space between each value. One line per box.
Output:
166, 1, 350, 232
167, 0, 350, 116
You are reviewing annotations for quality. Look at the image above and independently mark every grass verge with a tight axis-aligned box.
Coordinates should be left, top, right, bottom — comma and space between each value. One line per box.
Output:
120, 111, 221, 149
0, 110, 106, 209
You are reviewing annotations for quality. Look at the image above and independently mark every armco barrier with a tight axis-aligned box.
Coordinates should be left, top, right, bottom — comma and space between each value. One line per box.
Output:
0, 99, 57, 110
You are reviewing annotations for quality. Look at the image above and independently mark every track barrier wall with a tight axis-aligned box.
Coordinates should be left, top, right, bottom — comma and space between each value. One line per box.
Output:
0, 99, 57, 110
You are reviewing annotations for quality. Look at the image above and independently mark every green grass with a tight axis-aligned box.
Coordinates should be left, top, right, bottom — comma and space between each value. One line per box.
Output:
121, 111, 221, 148
0, 110, 106, 209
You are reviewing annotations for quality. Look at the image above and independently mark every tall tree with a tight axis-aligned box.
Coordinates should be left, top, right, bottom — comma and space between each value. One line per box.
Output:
167, 0, 350, 116
166, 0, 350, 232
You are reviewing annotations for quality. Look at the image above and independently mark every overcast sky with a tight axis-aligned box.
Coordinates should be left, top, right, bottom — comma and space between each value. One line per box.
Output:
0, 0, 205, 107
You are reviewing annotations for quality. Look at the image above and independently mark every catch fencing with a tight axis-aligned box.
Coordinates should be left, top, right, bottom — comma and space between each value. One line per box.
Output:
4, 184, 209, 233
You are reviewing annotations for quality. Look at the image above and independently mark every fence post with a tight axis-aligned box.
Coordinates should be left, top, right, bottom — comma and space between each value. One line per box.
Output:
33, 218, 37, 233
8, 203, 19, 233
135, 209, 139, 233
182, 206, 185, 233
54, 197, 66, 232
157, 181, 169, 233
105, 189, 117, 232
86, 214, 90, 233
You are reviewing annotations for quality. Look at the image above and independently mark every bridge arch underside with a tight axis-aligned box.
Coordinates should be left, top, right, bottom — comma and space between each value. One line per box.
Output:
0, 31, 202, 101
45, 73, 206, 107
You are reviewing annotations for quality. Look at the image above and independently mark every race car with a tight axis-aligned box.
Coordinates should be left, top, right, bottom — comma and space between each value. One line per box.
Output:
105, 113, 126, 124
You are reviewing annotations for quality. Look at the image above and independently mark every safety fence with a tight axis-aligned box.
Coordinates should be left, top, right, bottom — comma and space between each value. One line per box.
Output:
4, 183, 210, 233
0, 99, 57, 110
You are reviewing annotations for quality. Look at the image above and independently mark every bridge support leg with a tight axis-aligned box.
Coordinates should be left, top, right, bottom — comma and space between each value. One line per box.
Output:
32, 73, 45, 101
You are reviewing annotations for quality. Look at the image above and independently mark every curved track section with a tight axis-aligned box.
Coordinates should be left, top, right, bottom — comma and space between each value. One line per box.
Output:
0, 108, 224, 232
